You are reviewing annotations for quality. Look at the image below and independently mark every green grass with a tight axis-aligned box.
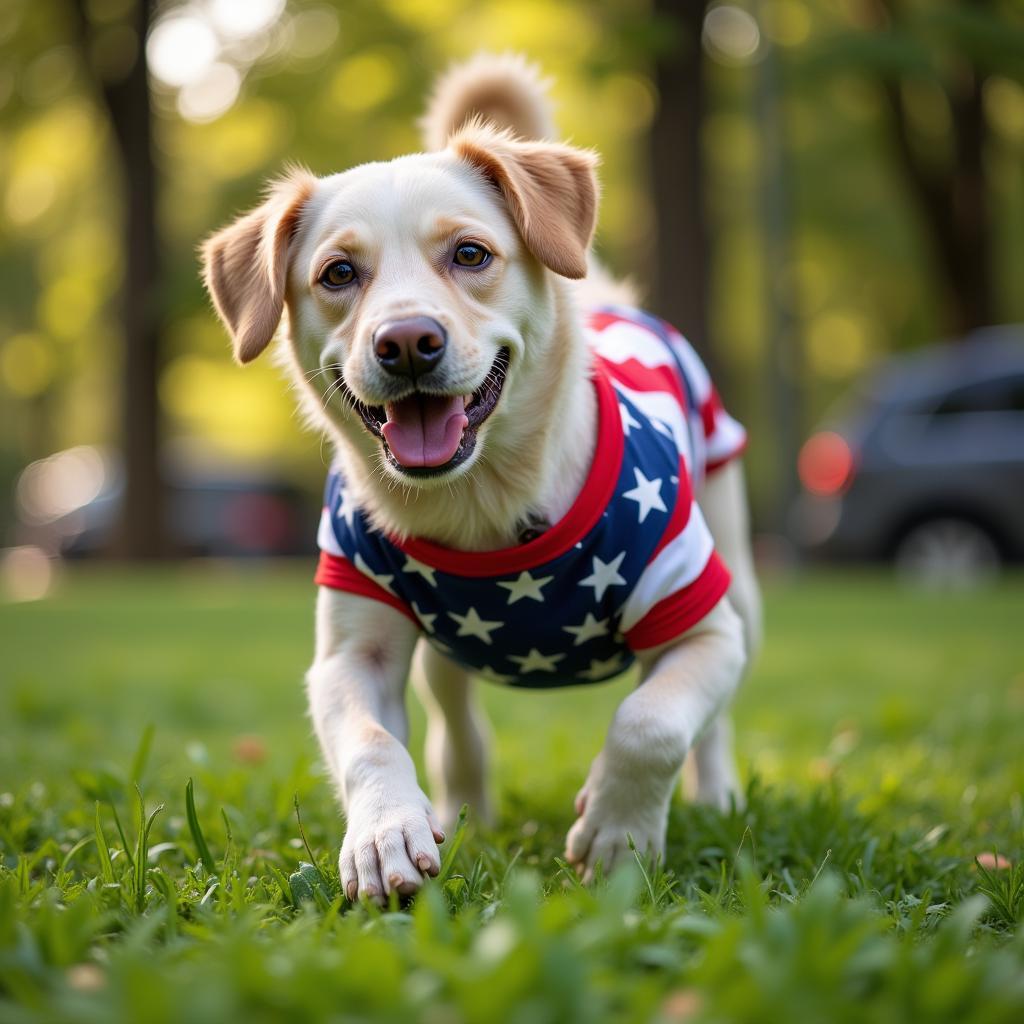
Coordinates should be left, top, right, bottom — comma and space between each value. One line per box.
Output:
1, 565, 1023, 1022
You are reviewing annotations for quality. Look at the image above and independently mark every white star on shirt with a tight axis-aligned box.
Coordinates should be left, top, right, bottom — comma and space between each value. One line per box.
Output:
579, 654, 624, 681
335, 484, 357, 528
448, 606, 504, 645
622, 467, 667, 523
403, 555, 437, 586
619, 402, 642, 436
496, 570, 553, 605
509, 648, 565, 674
562, 612, 610, 646
479, 665, 516, 684
354, 553, 394, 594
579, 551, 627, 601
411, 601, 436, 633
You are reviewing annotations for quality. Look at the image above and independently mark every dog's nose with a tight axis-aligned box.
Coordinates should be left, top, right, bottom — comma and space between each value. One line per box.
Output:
373, 316, 447, 378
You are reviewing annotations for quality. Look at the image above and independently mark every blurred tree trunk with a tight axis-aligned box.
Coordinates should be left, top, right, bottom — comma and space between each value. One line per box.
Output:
73, 0, 165, 557
648, 0, 716, 373
868, 0, 994, 334
754, 3, 802, 538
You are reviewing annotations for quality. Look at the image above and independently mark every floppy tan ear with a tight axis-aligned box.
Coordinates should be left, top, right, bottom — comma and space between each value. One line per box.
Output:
201, 168, 317, 364
449, 121, 598, 279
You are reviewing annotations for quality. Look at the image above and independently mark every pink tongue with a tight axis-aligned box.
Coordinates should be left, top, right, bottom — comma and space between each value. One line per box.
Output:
381, 394, 469, 468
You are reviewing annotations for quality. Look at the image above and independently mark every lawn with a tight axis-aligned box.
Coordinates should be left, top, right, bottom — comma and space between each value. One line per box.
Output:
1, 565, 1023, 1022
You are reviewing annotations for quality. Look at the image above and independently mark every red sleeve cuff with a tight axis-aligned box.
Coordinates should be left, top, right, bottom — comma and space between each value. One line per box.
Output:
701, 391, 719, 439
624, 552, 732, 650
314, 552, 418, 625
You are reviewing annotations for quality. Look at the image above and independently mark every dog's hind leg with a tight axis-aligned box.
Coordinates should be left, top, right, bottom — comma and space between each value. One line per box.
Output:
689, 460, 762, 811
698, 461, 762, 666
683, 714, 742, 811
412, 642, 493, 831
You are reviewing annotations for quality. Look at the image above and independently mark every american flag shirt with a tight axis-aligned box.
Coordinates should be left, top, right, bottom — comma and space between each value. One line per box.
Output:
315, 306, 747, 689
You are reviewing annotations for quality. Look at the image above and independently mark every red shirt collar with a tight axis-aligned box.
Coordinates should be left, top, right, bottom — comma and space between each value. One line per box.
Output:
394, 361, 624, 577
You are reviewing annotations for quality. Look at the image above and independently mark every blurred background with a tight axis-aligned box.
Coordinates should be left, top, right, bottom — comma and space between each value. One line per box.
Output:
1, 0, 1023, 600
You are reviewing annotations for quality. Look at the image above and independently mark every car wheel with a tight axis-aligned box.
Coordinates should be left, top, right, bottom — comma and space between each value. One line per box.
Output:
894, 517, 1001, 588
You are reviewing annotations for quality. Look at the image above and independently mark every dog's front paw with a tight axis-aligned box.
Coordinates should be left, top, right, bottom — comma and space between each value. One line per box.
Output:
340, 789, 444, 905
564, 753, 673, 883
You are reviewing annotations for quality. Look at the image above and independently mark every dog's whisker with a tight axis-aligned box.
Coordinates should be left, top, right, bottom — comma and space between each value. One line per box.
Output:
318, 374, 345, 401
304, 363, 342, 382
318, 376, 350, 410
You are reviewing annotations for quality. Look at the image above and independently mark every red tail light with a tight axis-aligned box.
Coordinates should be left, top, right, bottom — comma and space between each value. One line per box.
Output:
798, 431, 855, 496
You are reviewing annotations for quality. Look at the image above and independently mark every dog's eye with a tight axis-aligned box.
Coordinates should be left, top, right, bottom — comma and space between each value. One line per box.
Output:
453, 244, 491, 269
321, 260, 356, 288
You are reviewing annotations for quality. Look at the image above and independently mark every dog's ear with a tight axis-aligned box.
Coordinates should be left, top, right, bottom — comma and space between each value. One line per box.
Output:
201, 168, 316, 364
450, 122, 598, 280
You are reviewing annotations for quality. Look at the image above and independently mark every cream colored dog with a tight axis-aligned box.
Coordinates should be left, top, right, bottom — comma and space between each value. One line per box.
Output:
202, 56, 761, 901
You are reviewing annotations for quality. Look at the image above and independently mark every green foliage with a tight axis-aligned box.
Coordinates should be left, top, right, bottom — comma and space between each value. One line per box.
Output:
975, 856, 1024, 929
3, 0, 1024, 528
1, 784, 1023, 1021
1, 567, 1023, 1019
184, 778, 215, 874
0, 0, 658, 489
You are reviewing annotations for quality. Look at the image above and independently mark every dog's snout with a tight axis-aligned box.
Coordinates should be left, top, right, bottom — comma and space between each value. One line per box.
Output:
373, 316, 447, 378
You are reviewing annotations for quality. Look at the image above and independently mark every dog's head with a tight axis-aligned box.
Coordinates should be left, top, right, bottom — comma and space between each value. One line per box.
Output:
201, 123, 598, 484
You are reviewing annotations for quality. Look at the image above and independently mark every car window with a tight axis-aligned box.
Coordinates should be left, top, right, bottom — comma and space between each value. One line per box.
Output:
931, 375, 1024, 416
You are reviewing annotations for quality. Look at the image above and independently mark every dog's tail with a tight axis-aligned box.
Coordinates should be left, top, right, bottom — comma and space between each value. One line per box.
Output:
420, 53, 557, 150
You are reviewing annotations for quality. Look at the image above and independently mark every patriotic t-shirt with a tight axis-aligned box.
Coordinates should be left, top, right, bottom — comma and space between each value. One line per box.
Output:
315, 306, 747, 689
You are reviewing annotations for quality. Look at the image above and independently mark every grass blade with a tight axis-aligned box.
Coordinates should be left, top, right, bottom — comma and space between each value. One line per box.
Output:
220, 808, 233, 846
185, 778, 215, 872
148, 867, 179, 939
134, 787, 164, 913
553, 857, 585, 890
268, 865, 297, 908
437, 805, 469, 884
500, 846, 523, 889
627, 832, 658, 905
220, 808, 235, 875
60, 834, 96, 874
107, 794, 134, 872
130, 723, 155, 785
293, 795, 328, 885
94, 801, 114, 884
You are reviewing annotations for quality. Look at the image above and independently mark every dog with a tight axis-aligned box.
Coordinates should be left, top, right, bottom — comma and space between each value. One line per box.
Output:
201, 54, 761, 902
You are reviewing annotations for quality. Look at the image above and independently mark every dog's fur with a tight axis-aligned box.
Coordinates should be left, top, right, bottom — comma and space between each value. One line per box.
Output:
202, 55, 761, 901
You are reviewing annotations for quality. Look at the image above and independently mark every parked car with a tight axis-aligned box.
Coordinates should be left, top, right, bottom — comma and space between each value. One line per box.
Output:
794, 326, 1024, 583
13, 446, 318, 558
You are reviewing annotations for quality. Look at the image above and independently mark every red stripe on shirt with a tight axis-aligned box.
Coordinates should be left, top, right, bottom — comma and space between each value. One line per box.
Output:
624, 551, 731, 650
648, 459, 693, 562
586, 310, 634, 333
314, 552, 418, 625
701, 389, 721, 439
600, 357, 688, 411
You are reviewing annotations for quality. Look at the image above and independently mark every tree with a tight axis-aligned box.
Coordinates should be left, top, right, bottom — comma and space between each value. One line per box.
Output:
822, 0, 1024, 336
72, 0, 165, 557
870, 0, 994, 334
647, 0, 714, 364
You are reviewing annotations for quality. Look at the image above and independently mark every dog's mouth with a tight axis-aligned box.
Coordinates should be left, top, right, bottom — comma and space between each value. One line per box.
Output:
338, 348, 510, 476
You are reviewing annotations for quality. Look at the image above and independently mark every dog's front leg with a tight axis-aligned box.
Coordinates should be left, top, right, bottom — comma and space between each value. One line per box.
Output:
306, 588, 443, 904
565, 598, 746, 881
